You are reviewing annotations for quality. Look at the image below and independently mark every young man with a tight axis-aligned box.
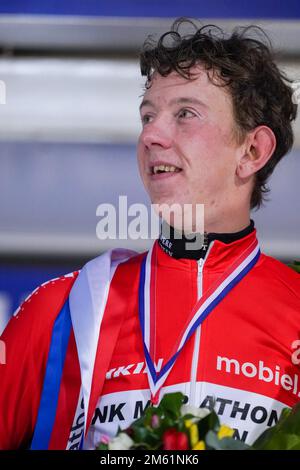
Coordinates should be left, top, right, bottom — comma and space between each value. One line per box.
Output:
0, 20, 299, 450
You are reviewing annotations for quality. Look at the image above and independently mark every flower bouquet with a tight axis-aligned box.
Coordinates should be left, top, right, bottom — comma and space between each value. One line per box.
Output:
97, 392, 300, 450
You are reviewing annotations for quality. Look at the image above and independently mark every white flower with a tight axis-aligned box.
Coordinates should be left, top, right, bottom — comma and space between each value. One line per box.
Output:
108, 432, 134, 450
180, 404, 211, 421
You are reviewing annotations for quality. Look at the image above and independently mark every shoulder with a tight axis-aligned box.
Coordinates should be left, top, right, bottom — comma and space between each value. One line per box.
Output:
8, 271, 79, 335
4, 249, 147, 336
257, 253, 300, 300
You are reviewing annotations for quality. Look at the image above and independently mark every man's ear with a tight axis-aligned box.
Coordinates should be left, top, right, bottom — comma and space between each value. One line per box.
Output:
236, 126, 276, 179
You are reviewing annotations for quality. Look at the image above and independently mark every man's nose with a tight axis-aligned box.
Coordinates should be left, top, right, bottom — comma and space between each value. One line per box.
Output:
140, 118, 173, 149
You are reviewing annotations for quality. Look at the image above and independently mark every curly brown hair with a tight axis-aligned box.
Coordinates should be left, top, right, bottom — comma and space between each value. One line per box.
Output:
140, 18, 298, 209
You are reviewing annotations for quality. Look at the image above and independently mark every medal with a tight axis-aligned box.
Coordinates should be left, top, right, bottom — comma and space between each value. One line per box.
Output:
139, 239, 260, 403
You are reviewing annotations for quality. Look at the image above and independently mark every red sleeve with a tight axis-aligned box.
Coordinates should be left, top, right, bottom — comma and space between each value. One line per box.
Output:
0, 272, 78, 449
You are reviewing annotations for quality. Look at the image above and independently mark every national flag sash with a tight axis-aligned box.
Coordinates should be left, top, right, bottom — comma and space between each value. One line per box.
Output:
30, 248, 137, 450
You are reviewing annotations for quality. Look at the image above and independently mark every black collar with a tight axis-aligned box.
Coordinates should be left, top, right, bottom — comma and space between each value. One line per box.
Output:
158, 220, 255, 260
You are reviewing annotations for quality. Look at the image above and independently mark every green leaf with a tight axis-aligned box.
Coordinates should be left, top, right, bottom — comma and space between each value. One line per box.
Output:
216, 437, 251, 450
96, 442, 109, 450
196, 410, 220, 440
205, 431, 250, 450
132, 441, 161, 450
280, 403, 300, 434
205, 431, 224, 450
253, 404, 300, 450
158, 392, 185, 419
132, 424, 153, 444
255, 432, 300, 450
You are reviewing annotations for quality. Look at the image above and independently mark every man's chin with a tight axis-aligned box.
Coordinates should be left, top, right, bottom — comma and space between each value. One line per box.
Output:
150, 199, 205, 235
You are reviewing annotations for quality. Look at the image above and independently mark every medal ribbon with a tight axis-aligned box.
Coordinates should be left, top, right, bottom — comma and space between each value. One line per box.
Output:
139, 239, 260, 402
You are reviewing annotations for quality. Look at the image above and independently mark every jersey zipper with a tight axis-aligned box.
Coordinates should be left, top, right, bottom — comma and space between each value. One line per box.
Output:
189, 240, 214, 406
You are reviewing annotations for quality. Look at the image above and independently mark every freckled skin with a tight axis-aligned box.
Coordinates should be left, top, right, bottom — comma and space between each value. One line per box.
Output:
137, 66, 252, 233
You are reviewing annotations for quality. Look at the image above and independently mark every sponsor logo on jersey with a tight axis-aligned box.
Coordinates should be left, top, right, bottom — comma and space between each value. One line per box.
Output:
106, 359, 163, 380
216, 356, 300, 397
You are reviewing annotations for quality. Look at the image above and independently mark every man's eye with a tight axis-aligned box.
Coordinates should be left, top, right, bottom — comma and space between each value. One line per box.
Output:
178, 109, 196, 119
141, 114, 153, 125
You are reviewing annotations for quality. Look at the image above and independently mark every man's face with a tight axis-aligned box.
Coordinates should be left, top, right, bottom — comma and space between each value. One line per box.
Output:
137, 65, 246, 230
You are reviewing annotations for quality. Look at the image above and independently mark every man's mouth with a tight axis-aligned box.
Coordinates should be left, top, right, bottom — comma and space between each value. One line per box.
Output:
151, 165, 182, 175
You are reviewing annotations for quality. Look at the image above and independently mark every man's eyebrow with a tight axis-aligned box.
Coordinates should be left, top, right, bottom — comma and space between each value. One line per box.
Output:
139, 97, 209, 112
170, 97, 209, 109
139, 99, 153, 112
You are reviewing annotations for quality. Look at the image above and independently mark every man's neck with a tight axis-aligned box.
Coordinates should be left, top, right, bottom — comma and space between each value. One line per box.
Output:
203, 214, 251, 235
158, 219, 255, 260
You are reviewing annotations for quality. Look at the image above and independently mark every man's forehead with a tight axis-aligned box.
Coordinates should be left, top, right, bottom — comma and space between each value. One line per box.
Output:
141, 68, 207, 101
140, 66, 227, 109
148, 66, 208, 88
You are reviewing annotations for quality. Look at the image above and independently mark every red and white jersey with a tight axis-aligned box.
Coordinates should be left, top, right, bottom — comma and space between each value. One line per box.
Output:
1, 229, 300, 449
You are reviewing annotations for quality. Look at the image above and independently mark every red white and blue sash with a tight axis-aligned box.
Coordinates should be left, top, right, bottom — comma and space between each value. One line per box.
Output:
139, 239, 261, 403
30, 248, 137, 450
